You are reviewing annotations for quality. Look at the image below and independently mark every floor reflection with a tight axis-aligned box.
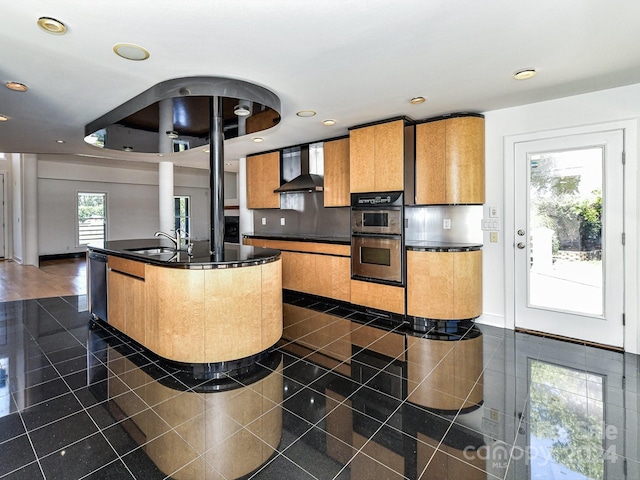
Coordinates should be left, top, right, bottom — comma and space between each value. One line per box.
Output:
0, 294, 638, 479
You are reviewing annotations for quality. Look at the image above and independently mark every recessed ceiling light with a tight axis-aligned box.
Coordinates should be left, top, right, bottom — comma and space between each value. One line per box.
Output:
37, 17, 67, 35
113, 43, 150, 61
514, 69, 537, 80
234, 104, 251, 116
166, 130, 179, 139
123, 146, 133, 152
409, 96, 426, 105
0, 114, 8, 122
56, 139, 65, 144
252, 137, 264, 143
204, 148, 210, 153
5, 82, 28, 92
322, 119, 336, 126
296, 110, 316, 118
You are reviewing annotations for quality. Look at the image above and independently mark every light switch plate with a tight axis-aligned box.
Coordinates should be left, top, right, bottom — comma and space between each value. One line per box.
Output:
490, 206, 499, 218
261, 217, 267, 225
280, 217, 286, 226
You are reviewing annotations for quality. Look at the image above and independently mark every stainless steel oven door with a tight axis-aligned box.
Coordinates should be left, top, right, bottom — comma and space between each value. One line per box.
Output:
351, 208, 403, 235
351, 235, 403, 284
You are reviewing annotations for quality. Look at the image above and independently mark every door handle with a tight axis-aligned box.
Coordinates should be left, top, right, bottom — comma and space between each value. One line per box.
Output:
517, 229, 525, 236
517, 242, 526, 249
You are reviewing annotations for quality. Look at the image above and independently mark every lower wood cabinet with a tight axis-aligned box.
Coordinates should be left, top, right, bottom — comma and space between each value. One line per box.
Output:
350, 279, 405, 315
107, 256, 146, 345
407, 249, 482, 320
243, 238, 351, 303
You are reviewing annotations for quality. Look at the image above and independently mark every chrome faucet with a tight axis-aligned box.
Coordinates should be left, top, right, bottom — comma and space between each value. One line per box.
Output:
154, 230, 179, 249
154, 229, 191, 252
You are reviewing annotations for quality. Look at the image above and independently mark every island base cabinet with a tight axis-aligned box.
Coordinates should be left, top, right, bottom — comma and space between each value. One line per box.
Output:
407, 250, 482, 320
107, 258, 146, 345
144, 260, 282, 364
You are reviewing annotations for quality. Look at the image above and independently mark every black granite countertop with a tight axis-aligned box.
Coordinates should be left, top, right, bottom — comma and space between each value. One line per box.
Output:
405, 240, 483, 252
243, 233, 351, 245
89, 239, 280, 269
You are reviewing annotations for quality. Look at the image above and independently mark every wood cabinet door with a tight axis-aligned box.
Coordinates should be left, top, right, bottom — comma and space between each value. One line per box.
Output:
323, 138, 350, 206
407, 250, 454, 318
349, 126, 375, 193
446, 116, 485, 204
314, 254, 351, 302
452, 249, 482, 319
373, 120, 404, 192
247, 151, 280, 209
415, 121, 447, 204
107, 269, 125, 332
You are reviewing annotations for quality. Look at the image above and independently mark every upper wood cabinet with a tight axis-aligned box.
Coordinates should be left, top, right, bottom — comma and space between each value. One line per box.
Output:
323, 137, 350, 207
246, 151, 280, 209
415, 115, 485, 204
350, 119, 404, 193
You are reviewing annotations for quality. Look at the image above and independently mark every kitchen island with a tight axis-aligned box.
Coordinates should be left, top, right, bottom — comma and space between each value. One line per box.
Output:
87, 239, 282, 369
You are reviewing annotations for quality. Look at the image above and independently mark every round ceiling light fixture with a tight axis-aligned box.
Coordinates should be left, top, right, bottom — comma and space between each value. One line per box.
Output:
123, 146, 134, 152
322, 119, 336, 126
113, 43, 150, 61
252, 137, 264, 143
56, 139, 65, 144
514, 69, 537, 80
234, 104, 251, 116
5, 82, 28, 92
409, 96, 426, 105
0, 114, 9, 122
166, 130, 179, 139
296, 110, 316, 118
37, 17, 67, 35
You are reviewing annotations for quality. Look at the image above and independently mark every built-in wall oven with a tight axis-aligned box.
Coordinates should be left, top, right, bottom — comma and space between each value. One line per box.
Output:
351, 192, 404, 285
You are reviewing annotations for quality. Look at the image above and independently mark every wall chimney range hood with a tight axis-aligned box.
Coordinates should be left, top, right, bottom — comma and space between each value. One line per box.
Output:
274, 143, 324, 193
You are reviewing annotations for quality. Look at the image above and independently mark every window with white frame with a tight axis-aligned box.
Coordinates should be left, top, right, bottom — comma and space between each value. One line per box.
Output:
77, 192, 106, 247
174, 196, 190, 237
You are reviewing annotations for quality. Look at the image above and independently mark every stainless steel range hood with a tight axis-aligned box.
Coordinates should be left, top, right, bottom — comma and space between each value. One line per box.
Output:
274, 143, 324, 193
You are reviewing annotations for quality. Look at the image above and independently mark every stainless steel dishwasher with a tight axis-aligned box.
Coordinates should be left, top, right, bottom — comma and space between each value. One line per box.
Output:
88, 251, 108, 322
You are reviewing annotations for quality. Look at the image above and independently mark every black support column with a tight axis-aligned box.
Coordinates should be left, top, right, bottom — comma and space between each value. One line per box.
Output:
209, 96, 225, 259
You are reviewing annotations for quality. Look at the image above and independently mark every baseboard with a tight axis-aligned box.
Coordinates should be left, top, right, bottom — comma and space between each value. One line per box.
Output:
39, 252, 86, 262
474, 312, 506, 329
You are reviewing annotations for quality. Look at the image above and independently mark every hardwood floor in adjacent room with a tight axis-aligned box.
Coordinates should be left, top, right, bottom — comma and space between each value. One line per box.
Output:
0, 257, 86, 302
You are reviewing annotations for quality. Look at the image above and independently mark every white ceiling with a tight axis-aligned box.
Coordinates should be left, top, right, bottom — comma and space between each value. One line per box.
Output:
1, 0, 640, 171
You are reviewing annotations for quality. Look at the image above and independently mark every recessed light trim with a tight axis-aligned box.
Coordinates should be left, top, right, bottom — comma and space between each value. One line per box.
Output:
409, 96, 426, 105
0, 114, 8, 122
166, 130, 179, 139
514, 69, 537, 80
234, 104, 251, 116
322, 119, 336, 126
252, 137, 264, 143
296, 110, 316, 118
5, 82, 28, 92
113, 43, 150, 61
123, 146, 134, 152
37, 17, 67, 35
56, 139, 65, 144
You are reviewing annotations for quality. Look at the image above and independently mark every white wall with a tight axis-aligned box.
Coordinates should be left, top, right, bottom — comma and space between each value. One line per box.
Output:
10, 154, 22, 263
37, 156, 210, 255
480, 82, 640, 351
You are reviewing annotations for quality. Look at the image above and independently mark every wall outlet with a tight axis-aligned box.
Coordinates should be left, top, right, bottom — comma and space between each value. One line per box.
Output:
489, 206, 499, 218
261, 217, 266, 225
490, 231, 499, 243
443, 218, 451, 229
280, 217, 286, 226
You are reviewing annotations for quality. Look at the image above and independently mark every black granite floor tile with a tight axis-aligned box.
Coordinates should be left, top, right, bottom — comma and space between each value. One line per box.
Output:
81, 459, 136, 479
0, 410, 25, 445
17, 377, 71, 407
0, 434, 38, 477
38, 432, 118, 480
29, 410, 99, 458
280, 425, 349, 479
120, 447, 166, 480
250, 453, 317, 479
0, 461, 45, 480
20, 391, 84, 431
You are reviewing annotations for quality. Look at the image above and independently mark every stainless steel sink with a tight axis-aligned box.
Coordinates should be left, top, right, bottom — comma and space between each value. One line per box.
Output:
125, 247, 176, 255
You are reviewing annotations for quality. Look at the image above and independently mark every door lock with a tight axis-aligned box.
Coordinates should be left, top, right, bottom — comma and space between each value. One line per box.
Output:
517, 242, 526, 249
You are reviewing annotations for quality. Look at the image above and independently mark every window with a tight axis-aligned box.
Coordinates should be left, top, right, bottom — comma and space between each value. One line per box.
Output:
78, 192, 106, 247
174, 196, 190, 237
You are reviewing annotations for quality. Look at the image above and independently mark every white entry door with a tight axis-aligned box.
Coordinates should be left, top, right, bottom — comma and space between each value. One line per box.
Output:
514, 129, 625, 347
